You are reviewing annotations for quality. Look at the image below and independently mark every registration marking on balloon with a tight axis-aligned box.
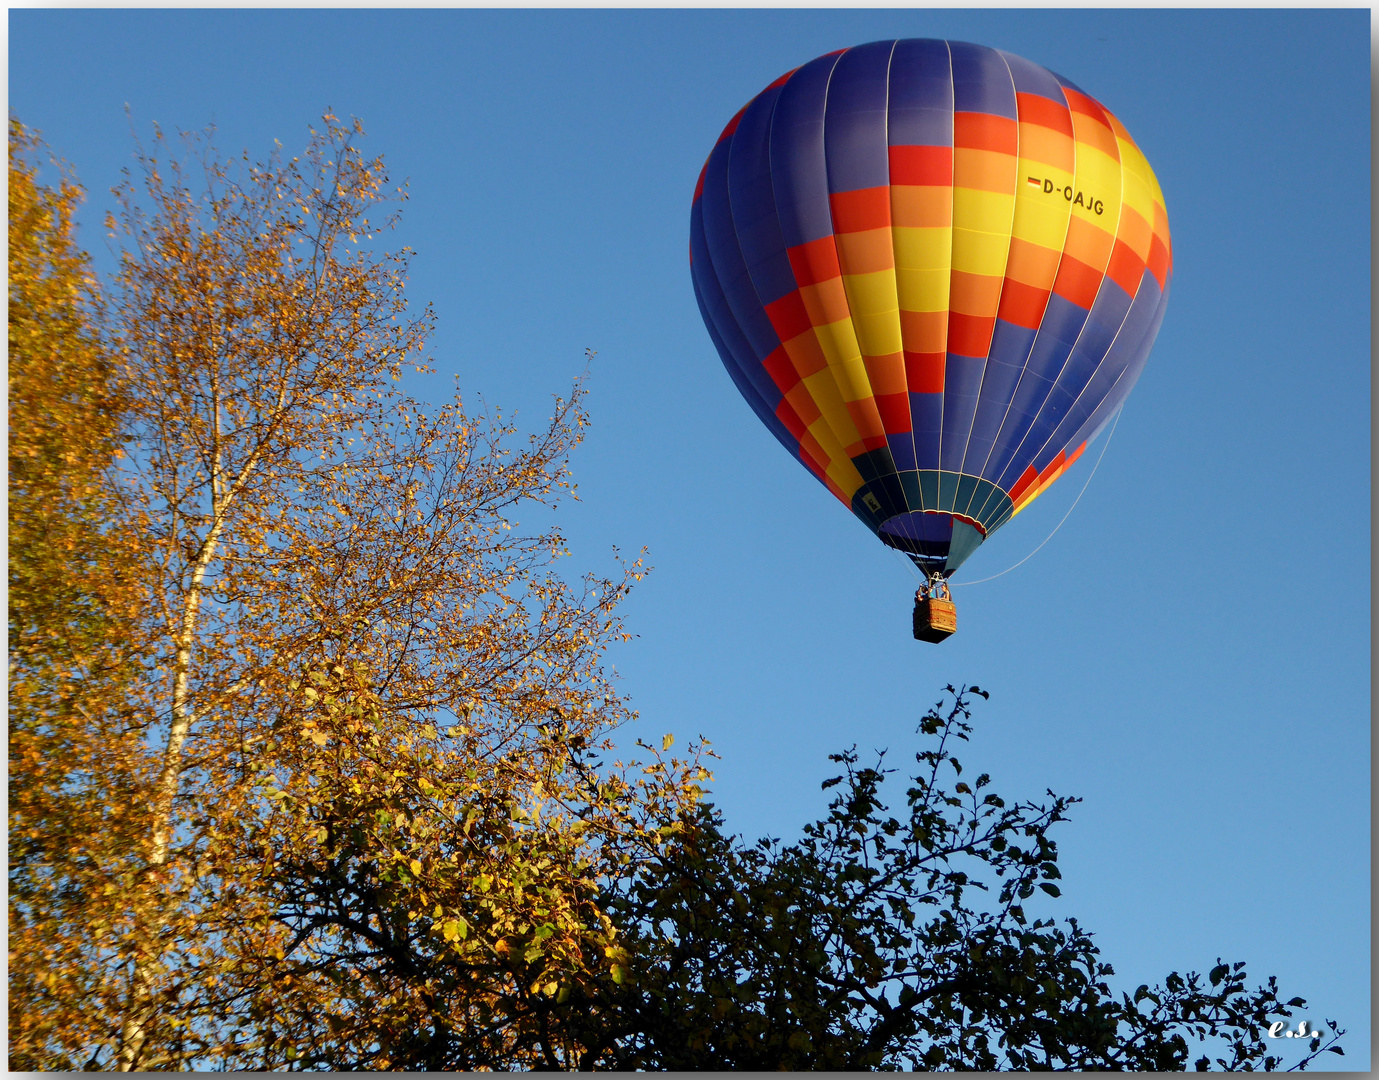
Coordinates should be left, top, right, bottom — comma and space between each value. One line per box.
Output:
690, 38, 1171, 583
1026, 176, 1107, 216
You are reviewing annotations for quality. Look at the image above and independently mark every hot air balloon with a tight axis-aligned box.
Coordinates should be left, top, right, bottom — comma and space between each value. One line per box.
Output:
689, 39, 1171, 642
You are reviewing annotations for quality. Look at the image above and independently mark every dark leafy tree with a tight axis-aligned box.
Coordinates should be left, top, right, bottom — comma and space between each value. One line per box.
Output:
265, 685, 1345, 1071
559, 687, 1346, 1072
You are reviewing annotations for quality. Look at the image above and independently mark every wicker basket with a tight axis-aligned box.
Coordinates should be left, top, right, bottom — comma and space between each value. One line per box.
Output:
913, 596, 957, 643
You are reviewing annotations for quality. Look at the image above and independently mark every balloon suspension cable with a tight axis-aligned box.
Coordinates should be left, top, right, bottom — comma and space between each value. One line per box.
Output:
891, 546, 925, 584
953, 405, 1124, 588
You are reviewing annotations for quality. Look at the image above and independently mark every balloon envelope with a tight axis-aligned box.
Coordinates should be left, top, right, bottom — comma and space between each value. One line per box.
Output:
690, 39, 1171, 576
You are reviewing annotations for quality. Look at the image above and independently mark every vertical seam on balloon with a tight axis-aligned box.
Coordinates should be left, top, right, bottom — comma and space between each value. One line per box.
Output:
709, 105, 786, 445
758, 66, 841, 484
1013, 119, 1163, 480
1017, 276, 1168, 530
696, 116, 814, 483
817, 47, 905, 527
823, 48, 903, 525
775, 53, 874, 500
1014, 282, 1145, 504
934, 38, 955, 519
763, 59, 867, 500
886, 38, 933, 519
965, 72, 1079, 518
993, 90, 1129, 508
721, 85, 803, 475
966, 77, 1082, 528
880, 37, 919, 524
952, 47, 1022, 524
692, 210, 801, 476
737, 69, 890, 505
1060, 297, 1154, 455
1038, 263, 1169, 490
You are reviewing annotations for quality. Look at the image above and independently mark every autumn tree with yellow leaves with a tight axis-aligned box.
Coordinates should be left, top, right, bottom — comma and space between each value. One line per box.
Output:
8, 115, 708, 1071
9, 118, 152, 1071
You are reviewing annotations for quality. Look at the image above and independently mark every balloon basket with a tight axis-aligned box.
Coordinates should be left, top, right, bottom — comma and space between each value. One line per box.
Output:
913, 597, 957, 643
913, 577, 957, 642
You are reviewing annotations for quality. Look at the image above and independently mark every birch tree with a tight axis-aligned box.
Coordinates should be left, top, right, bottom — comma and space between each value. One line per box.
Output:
10, 113, 707, 1071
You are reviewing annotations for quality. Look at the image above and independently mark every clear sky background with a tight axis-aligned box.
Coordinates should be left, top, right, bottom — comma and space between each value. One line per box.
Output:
10, 8, 1369, 1067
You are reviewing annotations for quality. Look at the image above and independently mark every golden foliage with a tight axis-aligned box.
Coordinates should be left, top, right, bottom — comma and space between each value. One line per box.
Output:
8, 118, 152, 1070
8, 113, 708, 1070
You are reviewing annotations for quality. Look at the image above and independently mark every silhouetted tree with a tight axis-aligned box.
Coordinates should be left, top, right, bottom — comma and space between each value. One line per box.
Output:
558, 687, 1346, 1071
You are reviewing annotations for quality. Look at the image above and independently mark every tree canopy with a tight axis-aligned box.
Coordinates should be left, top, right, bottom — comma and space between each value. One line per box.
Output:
576, 687, 1345, 1071
8, 114, 1345, 1072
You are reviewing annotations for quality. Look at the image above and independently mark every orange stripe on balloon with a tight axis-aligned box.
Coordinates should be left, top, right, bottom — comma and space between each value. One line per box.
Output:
797, 278, 852, 328
763, 345, 800, 393
904, 351, 946, 393
890, 185, 953, 228
842, 396, 891, 450
774, 399, 808, 441
1015, 92, 1074, 136
949, 270, 1004, 315
1104, 239, 1146, 297
954, 112, 1018, 154
1115, 203, 1154, 261
862, 351, 907, 396
1062, 90, 1120, 159
888, 145, 952, 186
829, 186, 892, 233
1062, 214, 1115, 270
835, 229, 896, 275
779, 328, 829, 378
784, 381, 823, 425
874, 392, 911, 432
1014, 123, 1074, 171
1152, 201, 1172, 275
899, 310, 948, 355
995, 277, 1051, 329
1003, 236, 1063, 287
1050, 254, 1104, 311
947, 311, 997, 357
765, 290, 814, 342
952, 148, 1018, 194
1145, 233, 1170, 289
786, 236, 842, 287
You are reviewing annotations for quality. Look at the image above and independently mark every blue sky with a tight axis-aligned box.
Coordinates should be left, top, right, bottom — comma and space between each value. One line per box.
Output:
11, 8, 1369, 1066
